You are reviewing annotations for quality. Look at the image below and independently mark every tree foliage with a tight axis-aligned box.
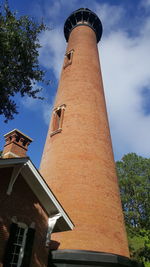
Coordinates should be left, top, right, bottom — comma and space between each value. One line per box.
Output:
0, 1, 48, 122
116, 153, 150, 265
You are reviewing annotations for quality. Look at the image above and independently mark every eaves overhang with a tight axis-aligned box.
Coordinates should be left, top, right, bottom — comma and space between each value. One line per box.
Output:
0, 157, 74, 233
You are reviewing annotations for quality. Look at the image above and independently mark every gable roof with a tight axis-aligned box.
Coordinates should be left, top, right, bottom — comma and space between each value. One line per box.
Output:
0, 157, 74, 233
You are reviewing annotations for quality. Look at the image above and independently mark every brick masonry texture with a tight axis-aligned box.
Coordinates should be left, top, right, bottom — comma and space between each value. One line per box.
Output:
3, 142, 27, 158
40, 25, 130, 257
0, 168, 48, 267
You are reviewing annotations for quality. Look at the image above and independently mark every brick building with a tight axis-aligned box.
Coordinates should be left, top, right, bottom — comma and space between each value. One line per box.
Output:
0, 129, 73, 267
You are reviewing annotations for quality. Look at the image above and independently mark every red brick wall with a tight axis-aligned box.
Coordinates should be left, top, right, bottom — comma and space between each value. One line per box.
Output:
3, 142, 27, 158
0, 167, 49, 267
40, 25, 129, 257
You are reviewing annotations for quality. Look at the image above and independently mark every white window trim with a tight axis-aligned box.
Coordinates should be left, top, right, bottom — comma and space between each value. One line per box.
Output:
17, 226, 28, 267
10, 222, 28, 267
50, 104, 66, 137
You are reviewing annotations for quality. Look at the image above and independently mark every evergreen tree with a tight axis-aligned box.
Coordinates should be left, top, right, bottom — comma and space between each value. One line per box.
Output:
116, 153, 150, 265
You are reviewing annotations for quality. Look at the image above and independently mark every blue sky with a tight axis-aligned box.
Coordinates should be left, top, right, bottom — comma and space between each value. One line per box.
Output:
0, 0, 150, 168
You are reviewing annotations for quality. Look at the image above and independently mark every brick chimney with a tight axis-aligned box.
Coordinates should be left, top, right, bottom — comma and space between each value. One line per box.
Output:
2, 129, 33, 158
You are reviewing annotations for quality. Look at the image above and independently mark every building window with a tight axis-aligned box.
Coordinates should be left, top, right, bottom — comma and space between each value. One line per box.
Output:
50, 104, 66, 137
10, 223, 27, 267
63, 49, 74, 68
3, 221, 35, 267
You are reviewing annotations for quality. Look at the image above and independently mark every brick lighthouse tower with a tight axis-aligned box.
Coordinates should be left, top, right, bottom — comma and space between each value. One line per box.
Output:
40, 8, 136, 267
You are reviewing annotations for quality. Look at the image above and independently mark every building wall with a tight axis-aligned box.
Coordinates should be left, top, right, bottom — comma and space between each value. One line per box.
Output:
40, 25, 129, 257
0, 167, 49, 267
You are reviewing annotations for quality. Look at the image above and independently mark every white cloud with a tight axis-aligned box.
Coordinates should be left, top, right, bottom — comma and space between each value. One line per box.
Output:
141, 0, 150, 8
22, 96, 53, 125
95, 3, 125, 34
99, 12, 150, 159
22, 83, 55, 125
42, 102, 53, 125
46, 1, 62, 18
39, 28, 65, 79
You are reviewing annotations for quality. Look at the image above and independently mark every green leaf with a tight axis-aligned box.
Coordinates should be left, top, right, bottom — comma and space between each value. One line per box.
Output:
116, 153, 150, 264
0, 1, 49, 122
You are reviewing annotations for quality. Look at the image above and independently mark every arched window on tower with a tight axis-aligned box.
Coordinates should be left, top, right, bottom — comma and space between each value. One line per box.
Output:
50, 104, 66, 137
63, 49, 74, 68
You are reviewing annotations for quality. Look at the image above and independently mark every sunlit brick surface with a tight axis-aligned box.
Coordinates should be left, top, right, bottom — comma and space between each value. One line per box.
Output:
40, 25, 129, 257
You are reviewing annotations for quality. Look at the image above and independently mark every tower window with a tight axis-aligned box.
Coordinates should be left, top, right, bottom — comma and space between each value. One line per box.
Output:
50, 104, 66, 137
53, 109, 61, 131
63, 49, 74, 68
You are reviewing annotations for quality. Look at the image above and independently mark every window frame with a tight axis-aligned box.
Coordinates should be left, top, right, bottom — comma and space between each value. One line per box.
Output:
50, 104, 66, 137
3, 220, 35, 267
10, 222, 28, 267
63, 49, 74, 69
